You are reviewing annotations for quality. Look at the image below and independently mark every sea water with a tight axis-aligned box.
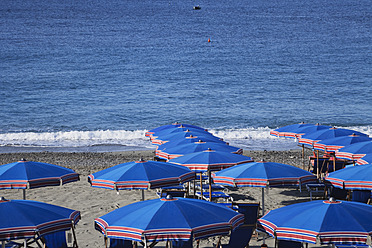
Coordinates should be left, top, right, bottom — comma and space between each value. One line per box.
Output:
1, 0, 371, 152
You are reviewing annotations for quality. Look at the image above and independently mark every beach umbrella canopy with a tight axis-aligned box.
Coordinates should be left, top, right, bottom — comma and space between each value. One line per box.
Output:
151, 131, 218, 145
325, 164, 372, 190
168, 149, 253, 172
88, 160, 195, 191
213, 161, 317, 215
298, 127, 368, 148
212, 161, 317, 188
157, 141, 242, 160
313, 134, 371, 152
0, 198, 80, 242
94, 196, 244, 244
145, 123, 206, 137
258, 198, 372, 245
288, 124, 332, 139
156, 135, 227, 152
0, 159, 79, 199
270, 123, 313, 138
357, 154, 372, 165
336, 141, 372, 160
150, 127, 211, 141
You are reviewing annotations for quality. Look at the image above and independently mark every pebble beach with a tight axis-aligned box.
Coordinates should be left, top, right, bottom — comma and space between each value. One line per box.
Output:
0, 148, 328, 248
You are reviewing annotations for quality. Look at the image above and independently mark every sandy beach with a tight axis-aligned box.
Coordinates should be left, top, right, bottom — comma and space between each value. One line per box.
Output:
0, 149, 325, 248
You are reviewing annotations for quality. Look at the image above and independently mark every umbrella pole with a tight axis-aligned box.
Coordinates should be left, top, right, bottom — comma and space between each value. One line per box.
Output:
261, 187, 266, 243
193, 178, 196, 197
104, 237, 108, 248
333, 153, 336, 172
2, 241, 5, 248
302, 144, 305, 170
199, 172, 203, 200
141, 189, 145, 201
316, 150, 320, 179
24, 239, 27, 247
208, 170, 212, 202
262, 187, 265, 216
71, 222, 79, 248
23, 189, 26, 200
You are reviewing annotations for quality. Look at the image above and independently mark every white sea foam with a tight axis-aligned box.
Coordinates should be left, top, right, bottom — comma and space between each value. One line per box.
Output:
0, 130, 150, 148
0, 125, 371, 152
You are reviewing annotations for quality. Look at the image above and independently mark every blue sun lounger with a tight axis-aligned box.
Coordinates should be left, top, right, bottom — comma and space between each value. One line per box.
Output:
195, 191, 233, 202
218, 202, 260, 248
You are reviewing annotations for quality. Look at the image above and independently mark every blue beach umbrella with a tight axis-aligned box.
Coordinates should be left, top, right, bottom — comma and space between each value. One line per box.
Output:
94, 196, 244, 245
156, 135, 227, 152
0, 159, 79, 199
325, 164, 372, 190
168, 149, 253, 201
270, 123, 313, 138
151, 130, 218, 145
357, 154, 372, 165
213, 161, 317, 215
145, 123, 206, 137
336, 141, 372, 161
168, 149, 253, 172
258, 198, 372, 245
0, 198, 80, 243
150, 127, 211, 140
313, 134, 371, 152
88, 160, 195, 200
157, 141, 242, 160
213, 161, 317, 188
289, 124, 332, 139
298, 127, 368, 148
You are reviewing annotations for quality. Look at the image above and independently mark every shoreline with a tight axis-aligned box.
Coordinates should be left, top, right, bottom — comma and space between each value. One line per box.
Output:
0, 149, 319, 248
0, 149, 311, 174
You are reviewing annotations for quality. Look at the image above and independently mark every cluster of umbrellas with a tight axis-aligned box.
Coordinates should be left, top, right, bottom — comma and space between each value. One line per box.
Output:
147, 123, 316, 205
265, 123, 372, 246
0, 159, 81, 247
271, 123, 371, 166
3, 122, 372, 247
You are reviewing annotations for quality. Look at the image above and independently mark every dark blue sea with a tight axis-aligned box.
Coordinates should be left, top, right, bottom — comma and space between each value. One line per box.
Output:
1, 0, 371, 152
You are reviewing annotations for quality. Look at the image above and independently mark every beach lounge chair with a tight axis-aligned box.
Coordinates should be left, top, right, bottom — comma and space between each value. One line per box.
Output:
335, 244, 371, 248
109, 238, 132, 248
157, 185, 187, 198
195, 191, 233, 202
277, 240, 303, 248
310, 155, 346, 175
172, 239, 193, 248
195, 183, 225, 191
218, 202, 260, 248
329, 186, 348, 201
306, 183, 327, 200
352, 190, 371, 203
43, 231, 68, 248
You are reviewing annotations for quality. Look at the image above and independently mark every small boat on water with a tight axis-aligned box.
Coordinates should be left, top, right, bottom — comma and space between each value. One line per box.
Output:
193, 5, 201, 10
